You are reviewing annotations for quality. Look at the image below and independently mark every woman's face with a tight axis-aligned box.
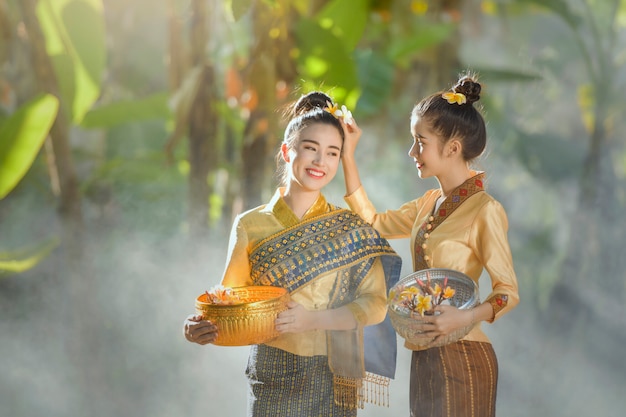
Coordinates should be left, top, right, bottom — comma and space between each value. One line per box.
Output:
284, 123, 343, 193
408, 116, 446, 179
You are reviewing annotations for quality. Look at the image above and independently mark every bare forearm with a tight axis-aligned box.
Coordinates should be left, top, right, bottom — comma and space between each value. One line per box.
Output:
277, 302, 358, 333
313, 305, 357, 331
472, 301, 495, 324
342, 154, 362, 196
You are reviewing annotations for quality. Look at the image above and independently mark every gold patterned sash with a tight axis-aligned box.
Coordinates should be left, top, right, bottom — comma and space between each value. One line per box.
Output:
249, 207, 402, 409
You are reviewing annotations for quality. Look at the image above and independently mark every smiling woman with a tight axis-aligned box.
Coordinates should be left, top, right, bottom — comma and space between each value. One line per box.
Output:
182, 91, 402, 417
341, 74, 519, 417
279, 122, 343, 218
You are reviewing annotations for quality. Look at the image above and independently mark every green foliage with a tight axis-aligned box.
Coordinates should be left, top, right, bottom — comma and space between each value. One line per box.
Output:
36, 0, 105, 123
81, 92, 171, 129
0, 93, 60, 276
386, 22, 455, 66
0, 94, 59, 199
226, 0, 254, 21
80, 120, 187, 234
295, 18, 358, 101
354, 49, 394, 116
317, 0, 369, 51
517, 0, 583, 28
0, 237, 60, 276
470, 67, 543, 83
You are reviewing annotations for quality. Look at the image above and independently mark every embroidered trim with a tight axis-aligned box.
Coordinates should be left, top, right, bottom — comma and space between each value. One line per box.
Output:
250, 208, 396, 292
413, 173, 485, 271
486, 293, 508, 317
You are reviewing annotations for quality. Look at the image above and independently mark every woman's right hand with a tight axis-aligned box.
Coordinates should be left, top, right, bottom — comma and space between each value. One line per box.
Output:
183, 314, 218, 345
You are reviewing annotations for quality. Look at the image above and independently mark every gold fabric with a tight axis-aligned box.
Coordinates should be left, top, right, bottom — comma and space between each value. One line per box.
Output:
344, 171, 519, 351
220, 188, 389, 357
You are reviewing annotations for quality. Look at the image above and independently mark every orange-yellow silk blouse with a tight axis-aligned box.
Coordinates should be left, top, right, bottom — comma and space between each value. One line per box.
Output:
344, 175, 519, 350
220, 188, 388, 357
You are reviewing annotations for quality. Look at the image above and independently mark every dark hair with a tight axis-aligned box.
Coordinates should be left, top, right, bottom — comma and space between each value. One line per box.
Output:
277, 91, 344, 184
411, 74, 487, 162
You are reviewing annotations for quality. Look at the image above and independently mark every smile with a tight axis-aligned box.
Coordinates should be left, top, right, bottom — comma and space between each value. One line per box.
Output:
306, 169, 325, 178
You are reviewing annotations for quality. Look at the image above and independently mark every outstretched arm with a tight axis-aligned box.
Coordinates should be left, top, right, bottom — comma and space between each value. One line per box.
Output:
340, 117, 363, 196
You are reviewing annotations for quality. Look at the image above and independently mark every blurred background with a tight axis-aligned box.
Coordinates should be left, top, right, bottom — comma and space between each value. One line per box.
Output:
1, 0, 625, 416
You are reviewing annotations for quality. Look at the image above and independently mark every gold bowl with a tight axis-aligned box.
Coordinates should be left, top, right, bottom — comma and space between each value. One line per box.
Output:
195, 285, 289, 346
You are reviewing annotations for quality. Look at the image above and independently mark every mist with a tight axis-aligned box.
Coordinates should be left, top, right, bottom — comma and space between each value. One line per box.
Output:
2, 134, 624, 417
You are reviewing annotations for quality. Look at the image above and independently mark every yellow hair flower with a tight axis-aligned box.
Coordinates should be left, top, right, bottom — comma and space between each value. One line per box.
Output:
324, 101, 354, 124
324, 101, 339, 116
442, 91, 467, 105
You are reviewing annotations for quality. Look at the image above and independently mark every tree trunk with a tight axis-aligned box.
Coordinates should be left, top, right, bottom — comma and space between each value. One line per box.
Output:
240, 2, 279, 209
186, 0, 216, 238
167, 0, 186, 92
188, 64, 216, 237
546, 59, 625, 372
19, 0, 83, 228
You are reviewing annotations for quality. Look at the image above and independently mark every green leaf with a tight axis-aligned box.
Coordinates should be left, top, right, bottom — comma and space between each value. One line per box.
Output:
0, 94, 59, 199
317, 0, 369, 50
470, 67, 543, 82
0, 237, 60, 276
354, 49, 395, 116
295, 18, 358, 89
81, 92, 171, 129
37, 0, 105, 123
387, 22, 455, 64
226, 0, 253, 21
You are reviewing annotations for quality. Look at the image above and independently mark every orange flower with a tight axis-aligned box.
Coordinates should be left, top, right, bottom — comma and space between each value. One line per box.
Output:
432, 283, 442, 298
442, 286, 456, 299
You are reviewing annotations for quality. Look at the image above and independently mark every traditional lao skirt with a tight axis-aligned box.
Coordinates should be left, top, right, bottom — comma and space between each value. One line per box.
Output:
409, 340, 498, 417
246, 344, 356, 417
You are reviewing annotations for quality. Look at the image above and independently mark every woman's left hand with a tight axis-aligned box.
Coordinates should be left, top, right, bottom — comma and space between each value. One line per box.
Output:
424, 305, 474, 345
276, 301, 316, 333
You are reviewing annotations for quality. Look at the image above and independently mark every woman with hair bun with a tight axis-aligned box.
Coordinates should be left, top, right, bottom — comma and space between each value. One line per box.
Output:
341, 74, 519, 416
183, 91, 402, 416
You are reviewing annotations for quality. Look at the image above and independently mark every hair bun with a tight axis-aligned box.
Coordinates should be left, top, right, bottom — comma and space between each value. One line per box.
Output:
453, 76, 481, 104
293, 91, 332, 116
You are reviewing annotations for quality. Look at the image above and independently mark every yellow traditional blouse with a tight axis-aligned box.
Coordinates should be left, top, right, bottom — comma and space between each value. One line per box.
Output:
220, 188, 388, 357
345, 172, 519, 350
